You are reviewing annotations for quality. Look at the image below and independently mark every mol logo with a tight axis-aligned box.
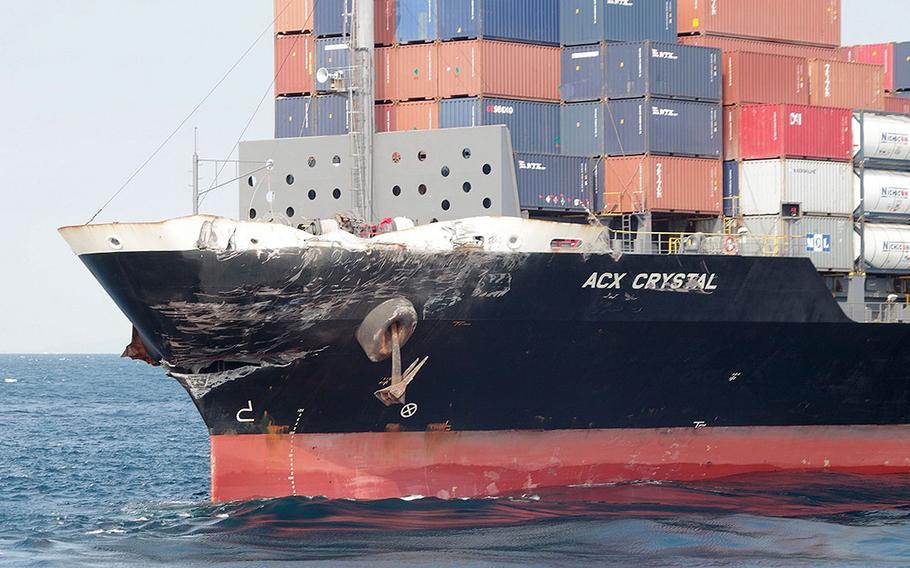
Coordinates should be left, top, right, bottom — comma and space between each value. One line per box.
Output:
651, 48, 678, 60
486, 104, 514, 115
652, 106, 678, 117
606, 0, 634, 6
882, 132, 910, 145
789, 112, 803, 126
518, 160, 547, 171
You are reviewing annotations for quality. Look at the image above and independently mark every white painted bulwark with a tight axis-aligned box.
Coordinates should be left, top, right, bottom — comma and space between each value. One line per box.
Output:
737, 159, 852, 216
856, 223, 910, 272
855, 169, 910, 218
742, 215, 854, 272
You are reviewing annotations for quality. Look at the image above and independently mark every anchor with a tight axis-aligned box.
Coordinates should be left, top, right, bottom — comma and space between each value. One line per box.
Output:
356, 298, 428, 406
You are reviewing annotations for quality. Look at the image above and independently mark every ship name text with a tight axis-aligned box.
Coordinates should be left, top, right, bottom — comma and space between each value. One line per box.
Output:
582, 272, 718, 291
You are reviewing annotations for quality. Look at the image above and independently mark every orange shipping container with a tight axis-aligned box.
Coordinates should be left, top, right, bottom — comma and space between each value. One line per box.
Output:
601, 156, 722, 215
275, 34, 315, 96
438, 40, 560, 102
274, 0, 315, 34
884, 96, 910, 115
808, 59, 884, 110
678, 0, 840, 48
396, 43, 438, 101
375, 47, 397, 101
375, 0, 396, 46
679, 35, 841, 61
376, 101, 439, 132
724, 52, 809, 106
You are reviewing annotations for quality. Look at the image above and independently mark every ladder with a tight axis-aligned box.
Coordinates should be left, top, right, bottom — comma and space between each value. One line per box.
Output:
343, 0, 372, 224
621, 214, 634, 253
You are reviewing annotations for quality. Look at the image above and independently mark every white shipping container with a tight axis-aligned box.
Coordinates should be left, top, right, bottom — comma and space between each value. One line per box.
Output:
853, 112, 910, 162
742, 215, 854, 272
737, 159, 852, 216
856, 223, 910, 272
855, 169, 910, 219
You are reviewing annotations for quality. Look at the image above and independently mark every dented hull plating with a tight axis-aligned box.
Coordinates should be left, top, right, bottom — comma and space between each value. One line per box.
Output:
63, 218, 910, 501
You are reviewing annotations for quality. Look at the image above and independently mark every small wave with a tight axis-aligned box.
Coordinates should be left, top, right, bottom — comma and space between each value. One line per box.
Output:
4, 378, 17, 383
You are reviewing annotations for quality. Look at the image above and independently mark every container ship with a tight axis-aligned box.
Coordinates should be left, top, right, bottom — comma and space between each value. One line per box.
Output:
60, 0, 910, 502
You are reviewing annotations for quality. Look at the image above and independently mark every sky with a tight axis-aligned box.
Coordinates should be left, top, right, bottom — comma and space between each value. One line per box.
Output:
0, 0, 907, 353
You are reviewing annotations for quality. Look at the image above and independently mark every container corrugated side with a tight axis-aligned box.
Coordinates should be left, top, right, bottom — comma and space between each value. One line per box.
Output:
314, 0, 348, 37
376, 100, 439, 132
375, 0, 396, 45
560, 0, 676, 45
276, 96, 316, 138
854, 169, 910, 220
734, 104, 852, 161
601, 156, 721, 214
678, 0, 840, 48
723, 161, 738, 216
514, 153, 596, 212
314, 94, 350, 135
736, 159, 852, 216
808, 59, 884, 111
679, 35, 841, 61
275, 34, 315, 96
742, 215, 853, 272
439, 0, 558, 45
275, 0, 315, 34
853, 111, 910, 163
842, 42, 910, 93
395, 43, 438, 100
605, 41, 721, 102
884, 96, 910, 115
561, 44, 606, 102
439, 97, 560, 153
724, 52, 809, 106
561, 99, 722, 158
315, 37, 350, 93
437, 40, 560, 101
396, 0, 438, 43
375, 47, 397, 101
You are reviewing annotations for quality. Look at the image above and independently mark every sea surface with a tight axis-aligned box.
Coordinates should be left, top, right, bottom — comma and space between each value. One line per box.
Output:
2, 354, 910, 567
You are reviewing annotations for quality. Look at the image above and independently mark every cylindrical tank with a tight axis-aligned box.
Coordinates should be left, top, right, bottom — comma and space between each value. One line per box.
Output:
853, 112, 910, 162
856, 223, 910, 272
855, 169, 910, 217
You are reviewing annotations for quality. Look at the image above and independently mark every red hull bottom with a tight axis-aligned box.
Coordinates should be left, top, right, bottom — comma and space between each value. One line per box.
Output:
210, 426, 910, 502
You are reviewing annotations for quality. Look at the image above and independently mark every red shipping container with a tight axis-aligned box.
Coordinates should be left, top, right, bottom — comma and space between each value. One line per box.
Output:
275, 34, 315, 96
601, 156, 721, 215
375, 47, 396, 101
884, 95, 910, 115
724, 52, 809, 106
395, 43, 438, 101
727, 104, 852, 161
438, 40, 560, 101
678, 0, 841, 47
840, 43, 905, 92
679, 35, 841, 61
376, 101, 439, 132
807, 59, 884, 110
274, 0, 314, 34
374, 0, 396, 47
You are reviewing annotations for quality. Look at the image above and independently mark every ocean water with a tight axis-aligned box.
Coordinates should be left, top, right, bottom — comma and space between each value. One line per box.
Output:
2, 354, 910, 567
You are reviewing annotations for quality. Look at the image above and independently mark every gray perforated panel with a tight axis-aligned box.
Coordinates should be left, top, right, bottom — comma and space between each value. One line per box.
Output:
238, 126, 520, 225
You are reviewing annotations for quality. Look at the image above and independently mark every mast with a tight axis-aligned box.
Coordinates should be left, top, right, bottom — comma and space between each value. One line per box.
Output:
348, 0, 375, 222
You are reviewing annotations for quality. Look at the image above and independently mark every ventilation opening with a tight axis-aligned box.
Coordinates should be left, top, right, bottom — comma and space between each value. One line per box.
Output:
307, 156, 316, 168
247, 175, 256, 187
332, 155, 341, 167
249, 208, 257, 219
307, 189, 316, 200
286, 207, 295, 217
482, 198, 492, 209
441, 166, 450, 177
441, 199, 450, 211
463, 181, 472, 193
333, 188, 341, 199
482, 163, 492, 175
392, 185, 402, 196
418, 184, 427, 195
417, 150, 427, 162
286, 174, 295, 185
392, 151, 401, 163
462, 148, 472, 159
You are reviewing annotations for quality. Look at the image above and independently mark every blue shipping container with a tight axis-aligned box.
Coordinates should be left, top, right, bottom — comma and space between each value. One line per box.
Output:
396, 0, 438, 43
314, 0, 349, 37
895, 42, 910, 91
561, 44, 607, 102
514, 153, 597, 212
560, 0, 677, 46
314, 94, 350, 136
315, 37, 351, 93
438, 0, 558, 45
560, 98, 721, 158
439, 97, 561, 154
275, 97, 316, 138
605, 41, 721, 101
723, 161, 739, 217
